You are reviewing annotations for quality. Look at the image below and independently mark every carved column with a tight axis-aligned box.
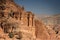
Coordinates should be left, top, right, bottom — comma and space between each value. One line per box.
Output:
27, 11, 34, 26
20, 12, 22, 20
27, 13, 30, 26
32, 14, 34, 26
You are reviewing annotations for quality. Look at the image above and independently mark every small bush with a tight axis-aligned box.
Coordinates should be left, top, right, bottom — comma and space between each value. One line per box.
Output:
8, 32, 14, 38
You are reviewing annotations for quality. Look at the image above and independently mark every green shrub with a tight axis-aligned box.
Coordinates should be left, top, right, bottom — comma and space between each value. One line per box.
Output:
8, 32, 14, 38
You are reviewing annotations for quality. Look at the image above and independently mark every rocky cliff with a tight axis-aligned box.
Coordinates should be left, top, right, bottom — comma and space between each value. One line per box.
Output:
0, 0, 60, 40
0, 0, 35, 40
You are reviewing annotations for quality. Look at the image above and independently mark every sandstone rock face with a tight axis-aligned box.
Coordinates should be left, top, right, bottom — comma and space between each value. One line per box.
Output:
35, 19, 50, 40
0, 0, 60, 40
0, 0, 35, 40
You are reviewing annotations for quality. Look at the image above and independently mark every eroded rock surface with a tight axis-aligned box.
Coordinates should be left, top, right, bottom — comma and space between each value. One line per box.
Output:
0, 0, 60, 40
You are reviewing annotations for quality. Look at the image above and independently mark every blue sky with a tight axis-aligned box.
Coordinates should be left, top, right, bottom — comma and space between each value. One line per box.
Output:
14, 0, 60, 15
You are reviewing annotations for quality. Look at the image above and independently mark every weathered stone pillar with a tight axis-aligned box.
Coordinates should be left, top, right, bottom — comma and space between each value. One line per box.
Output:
27, 11, 35, 27
20, 11, 28, 26
20, 12, 22, 20
24, 13, 28, 26
27, 13, 30, 26
32, 14, 34, 26
26, 11, 35, 27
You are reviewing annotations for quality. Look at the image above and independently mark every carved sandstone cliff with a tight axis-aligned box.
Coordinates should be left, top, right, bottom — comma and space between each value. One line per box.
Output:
0, 0, 35, 40
0, 0, 60, 40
